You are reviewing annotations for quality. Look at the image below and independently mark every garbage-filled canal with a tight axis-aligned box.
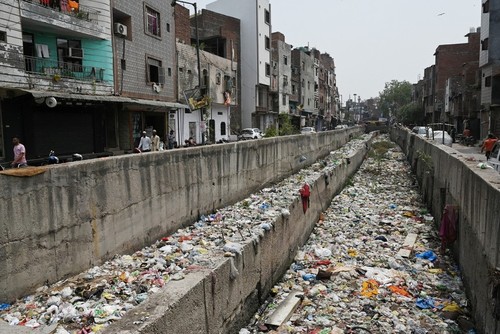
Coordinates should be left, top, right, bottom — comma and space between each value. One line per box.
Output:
0, 135, 475, 334
240, 136, 474, 334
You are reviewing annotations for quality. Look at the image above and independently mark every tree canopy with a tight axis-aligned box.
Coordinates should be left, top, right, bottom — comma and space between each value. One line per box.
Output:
378, 80, 423, 124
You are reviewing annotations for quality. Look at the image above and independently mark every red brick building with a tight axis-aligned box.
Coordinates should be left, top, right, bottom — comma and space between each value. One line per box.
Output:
433, 30, 480, 132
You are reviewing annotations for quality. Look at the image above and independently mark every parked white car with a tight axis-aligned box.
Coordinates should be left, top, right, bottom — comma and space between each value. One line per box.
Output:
431, 130, 453, 147
239, 128, 262, 140
301, 127, 316, 134
335, 124, 348, 130
412, 126, 433, 138
487, 142, 500, 172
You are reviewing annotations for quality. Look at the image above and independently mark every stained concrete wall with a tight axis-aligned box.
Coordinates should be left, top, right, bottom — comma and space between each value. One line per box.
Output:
0, 128, 361, 302
101, 133, 371, 334
391, 127, 500, 334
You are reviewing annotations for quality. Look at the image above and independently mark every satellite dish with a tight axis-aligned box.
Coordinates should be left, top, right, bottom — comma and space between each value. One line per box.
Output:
34, 97, 45, 104
45, 97, 57, 108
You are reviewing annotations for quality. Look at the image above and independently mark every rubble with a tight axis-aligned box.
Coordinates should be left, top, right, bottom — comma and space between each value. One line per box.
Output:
0, 135, 371, 333
242, 136, 475, 333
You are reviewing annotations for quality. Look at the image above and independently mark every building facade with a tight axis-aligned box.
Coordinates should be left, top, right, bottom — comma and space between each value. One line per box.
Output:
270, 32, 291, 115
480, 0, 500, 137
433, 30, 480, 133
0, 0, 116, 161
112, 0, 183, 152
291, 47, 316, 127
206, 0, 273, 131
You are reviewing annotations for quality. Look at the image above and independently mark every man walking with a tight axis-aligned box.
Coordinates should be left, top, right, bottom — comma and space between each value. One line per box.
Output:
151, 130, 160, 152
138, 131, 152, 152
481, 134, 498, 160
11, 136, 28, 168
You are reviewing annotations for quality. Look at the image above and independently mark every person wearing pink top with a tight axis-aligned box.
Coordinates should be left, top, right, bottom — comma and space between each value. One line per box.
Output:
11, 136, 28, 168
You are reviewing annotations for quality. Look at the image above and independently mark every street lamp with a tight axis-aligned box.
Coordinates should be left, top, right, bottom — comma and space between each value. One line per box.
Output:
171, 0, 205, 143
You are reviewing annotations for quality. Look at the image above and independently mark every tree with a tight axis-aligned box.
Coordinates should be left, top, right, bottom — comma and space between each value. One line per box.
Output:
378, 80, 413, 123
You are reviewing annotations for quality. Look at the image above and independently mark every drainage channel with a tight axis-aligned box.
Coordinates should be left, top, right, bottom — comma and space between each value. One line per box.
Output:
240, 135, 474, 334
0, 134, 373, 334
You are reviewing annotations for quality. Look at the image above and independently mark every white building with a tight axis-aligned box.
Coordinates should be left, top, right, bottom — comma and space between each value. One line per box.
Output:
176, 42, 237, 144
480, 0, 500, 137
206, 0, 273, 131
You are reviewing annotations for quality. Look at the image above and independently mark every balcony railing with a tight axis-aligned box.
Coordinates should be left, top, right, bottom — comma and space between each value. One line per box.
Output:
23, 0, 100, 23
24, 56, 105, 82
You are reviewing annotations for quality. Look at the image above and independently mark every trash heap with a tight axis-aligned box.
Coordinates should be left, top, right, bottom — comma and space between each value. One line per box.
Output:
0, 135, 371, 334
242, 137, 475, 334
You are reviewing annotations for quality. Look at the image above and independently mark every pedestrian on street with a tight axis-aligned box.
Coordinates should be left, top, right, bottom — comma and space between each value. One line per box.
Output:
450, 126, 456, 143
481, 133, 498, 160
137, 131, 152, 152
168, 130, 176, 149
11, 136, 28, 168
151, 130, 160, 152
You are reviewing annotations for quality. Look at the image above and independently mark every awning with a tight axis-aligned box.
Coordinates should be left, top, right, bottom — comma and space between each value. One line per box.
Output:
22, 89, 188, 110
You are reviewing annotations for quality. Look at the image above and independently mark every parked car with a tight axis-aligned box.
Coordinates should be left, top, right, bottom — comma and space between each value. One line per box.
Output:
239, 128, 262, 140
301, 127, 316, 134
412, 126, 433, 138
487, 142, 500, 172
335, 124, 348, 130
431, 130, 453, 147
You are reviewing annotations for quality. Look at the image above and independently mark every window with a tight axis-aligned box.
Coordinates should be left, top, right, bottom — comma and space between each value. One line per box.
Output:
145, 5, 161, 37
302, 61, 305, 71
264, 9, 270, 24
221, 122, 226, 136
485, 76, 492, 87
301, 79, 304, 88
146, 56, 165, 84
483, 0, 489, 13
292, 84, 296, 94
282, 94, 286, 106
265, 36, 270, 49
283, 55, 288, 65
57, 38, 82, 71
265, 63, 270, 76
0, 31, 6, 43
166, 23, 170, 33
283, 75, 288, 86
482, 38, 489, 50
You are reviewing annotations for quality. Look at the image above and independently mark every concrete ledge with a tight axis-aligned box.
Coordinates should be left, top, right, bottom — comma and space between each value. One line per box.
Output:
0, 129, 363, 301
102, 136, 371, 334
390, 127, 500, 334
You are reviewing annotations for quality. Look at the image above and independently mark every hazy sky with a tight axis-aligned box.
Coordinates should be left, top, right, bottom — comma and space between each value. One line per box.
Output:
187, 0, 481, 102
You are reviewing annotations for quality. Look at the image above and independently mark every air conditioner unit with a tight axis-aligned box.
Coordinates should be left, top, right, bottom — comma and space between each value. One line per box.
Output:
114, 23, 128, 37
67, 48, 84, 59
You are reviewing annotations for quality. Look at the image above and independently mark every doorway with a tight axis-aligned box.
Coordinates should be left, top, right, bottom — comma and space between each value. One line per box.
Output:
22, 33, 34, 72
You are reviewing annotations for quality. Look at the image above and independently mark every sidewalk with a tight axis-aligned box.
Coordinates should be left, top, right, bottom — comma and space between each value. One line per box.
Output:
452, 142, 486, 162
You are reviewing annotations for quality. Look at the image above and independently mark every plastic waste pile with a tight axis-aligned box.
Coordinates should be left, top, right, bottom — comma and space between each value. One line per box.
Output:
0, 135, 372, 333
242, 136, 475, 334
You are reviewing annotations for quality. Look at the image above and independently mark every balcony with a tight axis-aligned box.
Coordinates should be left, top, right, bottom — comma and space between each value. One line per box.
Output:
24, 0, 99, 22
24, 56, 105, 82
20, 0, 108, 40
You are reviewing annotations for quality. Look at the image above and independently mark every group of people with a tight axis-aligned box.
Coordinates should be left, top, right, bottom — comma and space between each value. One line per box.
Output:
136, 129, 193, 153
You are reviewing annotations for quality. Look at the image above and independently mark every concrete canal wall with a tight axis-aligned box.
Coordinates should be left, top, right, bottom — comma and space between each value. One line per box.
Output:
391, 127, 500, 334
101, 135, 372, 334
0, 127, 362, 302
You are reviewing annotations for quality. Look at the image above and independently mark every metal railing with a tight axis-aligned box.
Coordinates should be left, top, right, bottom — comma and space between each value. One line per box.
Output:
23, 0, 100, 23
24, 56, 105, 82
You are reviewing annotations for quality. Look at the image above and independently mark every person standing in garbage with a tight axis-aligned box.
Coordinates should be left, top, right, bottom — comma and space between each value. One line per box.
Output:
151, 130, 160, 152
137, 131, 152, 152
11, 136, 28, 168
481, 133, 498, 160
